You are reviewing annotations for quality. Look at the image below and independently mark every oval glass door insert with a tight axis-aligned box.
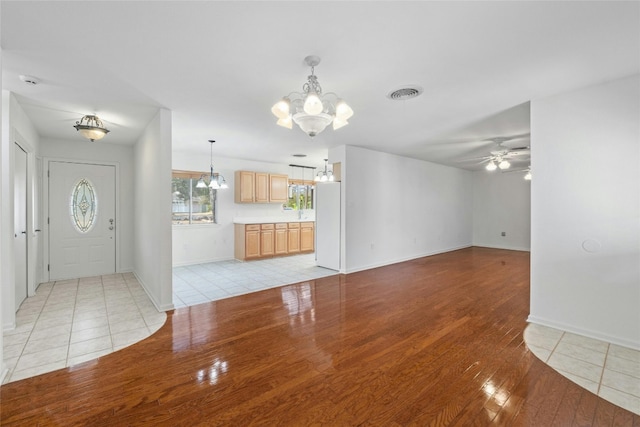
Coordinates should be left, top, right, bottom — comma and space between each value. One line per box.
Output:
70, 178, 97, 233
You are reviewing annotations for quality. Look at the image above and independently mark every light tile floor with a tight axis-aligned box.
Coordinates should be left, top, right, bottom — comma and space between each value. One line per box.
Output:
3, 254, 337, 384
2, 273, 166, 384
524, 323, 640, 415
172, 253, 337, 308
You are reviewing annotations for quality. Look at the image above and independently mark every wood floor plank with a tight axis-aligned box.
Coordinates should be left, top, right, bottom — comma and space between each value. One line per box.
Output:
1, 247, 638, 426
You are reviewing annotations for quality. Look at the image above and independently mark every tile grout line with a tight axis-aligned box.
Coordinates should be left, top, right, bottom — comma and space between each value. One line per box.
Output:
64, 279, 80, 367
596, 342, 610, 396
7, 281, 55, 383
102, 275, 116, 357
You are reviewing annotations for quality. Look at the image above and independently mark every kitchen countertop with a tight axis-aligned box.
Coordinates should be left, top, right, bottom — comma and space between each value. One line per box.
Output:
233, 217, 315, 225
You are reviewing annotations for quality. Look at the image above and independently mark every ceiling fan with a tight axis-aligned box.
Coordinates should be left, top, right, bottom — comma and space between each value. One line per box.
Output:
462, 136, 530, 171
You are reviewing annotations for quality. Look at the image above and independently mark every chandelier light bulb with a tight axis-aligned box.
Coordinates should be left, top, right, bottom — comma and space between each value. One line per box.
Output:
335, 100, 354, 120
303, 91, 323, 115
196, 177, 207, 188
498, 159, 511, 170
486, 161, 497, 171
271, 98, 290, 119
332, 118, 349, 130
276, 115, 293, 129
524, 171, 532, 181
209, 179, 220, 189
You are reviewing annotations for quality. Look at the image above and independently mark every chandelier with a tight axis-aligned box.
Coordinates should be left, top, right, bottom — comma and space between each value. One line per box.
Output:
196, 140, 228, 189
314, 159, 334, 182
271, 55, 353, 137
74, 114, 110, 142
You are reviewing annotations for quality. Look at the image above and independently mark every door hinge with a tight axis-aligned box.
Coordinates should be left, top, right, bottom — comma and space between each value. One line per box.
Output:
48, 217, 50, 225
48, 170, 50, 178
47, 264, 50, 272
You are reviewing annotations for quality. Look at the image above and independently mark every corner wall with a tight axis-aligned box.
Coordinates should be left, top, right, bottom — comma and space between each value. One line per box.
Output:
472, 170, 531, 251
133, 109, 173, 311
335, 145, 473, 273
529, 74, 640, 349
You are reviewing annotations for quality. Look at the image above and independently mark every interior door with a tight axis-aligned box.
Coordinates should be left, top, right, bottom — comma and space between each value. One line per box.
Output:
14, 143, 28, 309
49, 161, 116, 280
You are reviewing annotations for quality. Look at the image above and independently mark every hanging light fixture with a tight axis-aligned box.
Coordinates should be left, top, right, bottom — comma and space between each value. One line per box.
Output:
272, 55, 353, 137
315, 159, 334, 182
73, 114, 110, 142
201, 140, 228, 190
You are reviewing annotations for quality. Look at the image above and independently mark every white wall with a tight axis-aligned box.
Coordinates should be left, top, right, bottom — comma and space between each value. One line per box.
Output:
530, 75, 640, 350
39, 138, 135, 274
171, 152, 315, 266
2, 92, 41, 331
134, 109, 173, 311
472, 170, 531, 251
332, 145, 473, 273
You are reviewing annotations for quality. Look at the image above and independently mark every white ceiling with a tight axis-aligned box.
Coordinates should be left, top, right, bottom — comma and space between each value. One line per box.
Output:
2, 2, 638, 171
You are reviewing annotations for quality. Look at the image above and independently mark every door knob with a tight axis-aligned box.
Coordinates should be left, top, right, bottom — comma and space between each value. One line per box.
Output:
109, 226, 114, 230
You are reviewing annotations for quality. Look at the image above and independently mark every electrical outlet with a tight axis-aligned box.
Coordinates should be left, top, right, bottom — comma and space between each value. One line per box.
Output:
501, 231, 506, 237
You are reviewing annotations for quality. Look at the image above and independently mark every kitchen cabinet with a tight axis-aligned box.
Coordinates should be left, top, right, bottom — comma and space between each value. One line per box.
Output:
255, 173, 269, 203
300, 222, 315, 252
234, 221, 314, 260
235, 171, 255, 203
234, 224, 261, 260
275, 223, 288, 255
234, 170, 289, 204
260, 224, 274, 256
269, 174, 288, 203
287, 223, 300, 254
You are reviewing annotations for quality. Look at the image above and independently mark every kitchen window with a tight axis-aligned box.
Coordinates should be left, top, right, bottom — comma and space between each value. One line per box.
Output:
172, 170, 219, 225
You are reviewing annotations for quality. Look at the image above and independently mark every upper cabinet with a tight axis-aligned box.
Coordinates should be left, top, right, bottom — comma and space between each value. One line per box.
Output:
269, 174, 288, 203
234, 170, 288, 204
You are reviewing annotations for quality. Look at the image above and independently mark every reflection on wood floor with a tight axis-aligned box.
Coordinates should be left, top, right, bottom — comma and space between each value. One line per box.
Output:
1, 247, 638, 425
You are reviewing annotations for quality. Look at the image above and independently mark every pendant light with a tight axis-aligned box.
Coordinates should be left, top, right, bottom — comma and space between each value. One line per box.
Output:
74, 114, 110, 142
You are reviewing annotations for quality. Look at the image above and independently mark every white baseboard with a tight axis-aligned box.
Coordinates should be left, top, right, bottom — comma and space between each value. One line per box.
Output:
473, 244, 531, 252
172, 256, 235, 268
527, 315, 640, 351
133, 272, 175, 312
344, 244, 472, 274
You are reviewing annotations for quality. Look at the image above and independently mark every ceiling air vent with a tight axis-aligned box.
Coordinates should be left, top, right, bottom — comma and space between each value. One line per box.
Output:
387, 86, 423, 101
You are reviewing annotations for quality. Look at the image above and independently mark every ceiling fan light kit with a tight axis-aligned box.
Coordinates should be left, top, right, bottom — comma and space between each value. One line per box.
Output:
272, 55, 353, 137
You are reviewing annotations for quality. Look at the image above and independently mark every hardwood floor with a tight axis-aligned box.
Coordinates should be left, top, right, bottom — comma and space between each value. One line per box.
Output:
1, 247, 638, 426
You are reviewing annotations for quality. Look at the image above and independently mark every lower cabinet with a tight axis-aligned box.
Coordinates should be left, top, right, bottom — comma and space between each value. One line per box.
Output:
234, 222, 314, 260
287, 223, 300, 254
275, 224, 288, 255
300, 222, 315, 252
260, 224, 274, 256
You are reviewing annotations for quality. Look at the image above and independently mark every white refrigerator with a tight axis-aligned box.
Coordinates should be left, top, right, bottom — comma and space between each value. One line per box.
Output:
315, 182, 341, 271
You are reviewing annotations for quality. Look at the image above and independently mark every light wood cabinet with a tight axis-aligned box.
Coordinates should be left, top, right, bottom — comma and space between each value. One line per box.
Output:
300, 222, 315, 252
260, 224, 274, 256
234, 170, 289, 204
255, 173, 269, 203
275, 224, 288, 255
287, 223, 300, 254
235, 221, 314, 260
269, 174, 288, 203
235, 171, 255, 203
235, 224, 261, 260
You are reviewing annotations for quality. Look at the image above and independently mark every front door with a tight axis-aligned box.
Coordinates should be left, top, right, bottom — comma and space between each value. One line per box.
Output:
14, 143, 28, 309
49, 161, 116, 280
